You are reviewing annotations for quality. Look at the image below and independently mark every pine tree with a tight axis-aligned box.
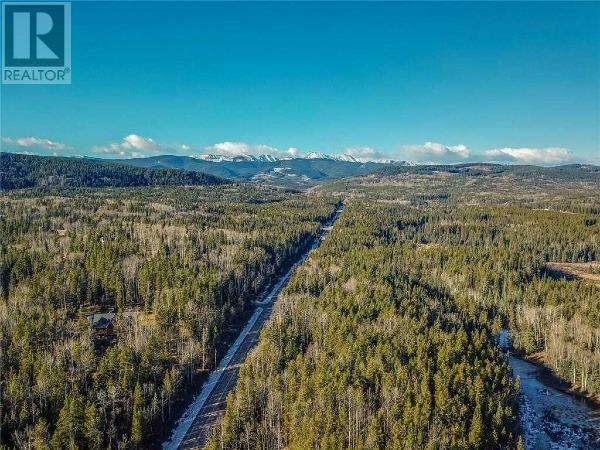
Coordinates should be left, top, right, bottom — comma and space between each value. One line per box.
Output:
51, 397, 72, 449
468, 403, 484, 448
84, 402, 102, 450
131, 382, 144, 447
31, 419, 50, 450
51, 393, 84, 450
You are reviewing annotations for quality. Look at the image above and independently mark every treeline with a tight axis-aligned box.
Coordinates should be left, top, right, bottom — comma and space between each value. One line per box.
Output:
377, 162, 600, 182
0, 185, 339, 448
208, 203, 521, 449
327, 162, 600, 215
0, 152, 226, 190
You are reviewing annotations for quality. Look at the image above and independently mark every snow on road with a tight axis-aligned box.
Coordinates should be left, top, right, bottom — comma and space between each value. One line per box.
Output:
162, 307, 263, 450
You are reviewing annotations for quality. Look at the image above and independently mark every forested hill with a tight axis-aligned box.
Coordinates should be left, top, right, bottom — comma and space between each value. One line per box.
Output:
376, 162, 600, 181
0, 152, 227, 190
117, 154, 386, 184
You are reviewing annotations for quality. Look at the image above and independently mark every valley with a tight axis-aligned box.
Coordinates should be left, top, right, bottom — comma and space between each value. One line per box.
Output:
0, 154, 598, 449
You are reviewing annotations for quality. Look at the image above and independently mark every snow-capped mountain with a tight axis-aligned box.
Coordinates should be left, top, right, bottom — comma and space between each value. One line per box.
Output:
332, 154, 360, 163
235, 154, 279, 162
304, 152, 329, 160
194, 153, 281, 163
376, 159, 414, 166
193, 152, 411, 165
114, 153, 414, 187
304, 152, 366, 163
194, 154, 229, 162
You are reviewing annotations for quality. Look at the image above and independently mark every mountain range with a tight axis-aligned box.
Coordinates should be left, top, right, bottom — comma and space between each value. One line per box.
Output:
114, 154, 412, 185
192, 152, 407, 164
3, 152, 598, 191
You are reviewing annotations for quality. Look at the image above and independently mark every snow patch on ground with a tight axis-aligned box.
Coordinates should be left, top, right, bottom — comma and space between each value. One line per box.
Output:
499, 331, 599, 449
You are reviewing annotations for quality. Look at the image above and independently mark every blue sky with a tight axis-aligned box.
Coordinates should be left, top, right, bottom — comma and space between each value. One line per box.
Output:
1, 1, 599, 164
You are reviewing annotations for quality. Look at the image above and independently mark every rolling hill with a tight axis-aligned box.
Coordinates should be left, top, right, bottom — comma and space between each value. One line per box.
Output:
0, 153, 226, 190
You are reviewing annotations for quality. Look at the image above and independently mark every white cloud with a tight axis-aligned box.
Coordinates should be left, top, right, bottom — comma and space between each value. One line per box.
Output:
92, 137, 306, 160
399, 142, 471, 163
484, 147, 573, 165
92, 134, 164, 158
204, 141, 284, 157
5, 134, 582, 167
286, 147, 304, 158
2, 136, 71, 151
122, 134, 161, 152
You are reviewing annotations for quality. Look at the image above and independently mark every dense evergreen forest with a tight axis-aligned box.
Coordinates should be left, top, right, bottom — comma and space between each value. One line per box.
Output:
1, 162, 598, 449
0, 153, 225, 189
0, 184, 338, 448
210, 172, 599, 449
208, 203, 520, 449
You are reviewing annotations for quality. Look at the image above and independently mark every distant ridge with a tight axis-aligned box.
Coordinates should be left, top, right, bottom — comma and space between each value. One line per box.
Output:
195, 153, 280, 163
191, 151, 412, 165
375, 162, 600, 181
0, 152, 227, 190
114, 154, 413, 185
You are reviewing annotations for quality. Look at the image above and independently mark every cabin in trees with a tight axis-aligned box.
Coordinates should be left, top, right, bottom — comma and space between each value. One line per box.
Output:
87, 312, 116, 337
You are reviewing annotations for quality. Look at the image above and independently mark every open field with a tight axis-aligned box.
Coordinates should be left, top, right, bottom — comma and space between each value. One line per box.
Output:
545, 262, 600, 285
